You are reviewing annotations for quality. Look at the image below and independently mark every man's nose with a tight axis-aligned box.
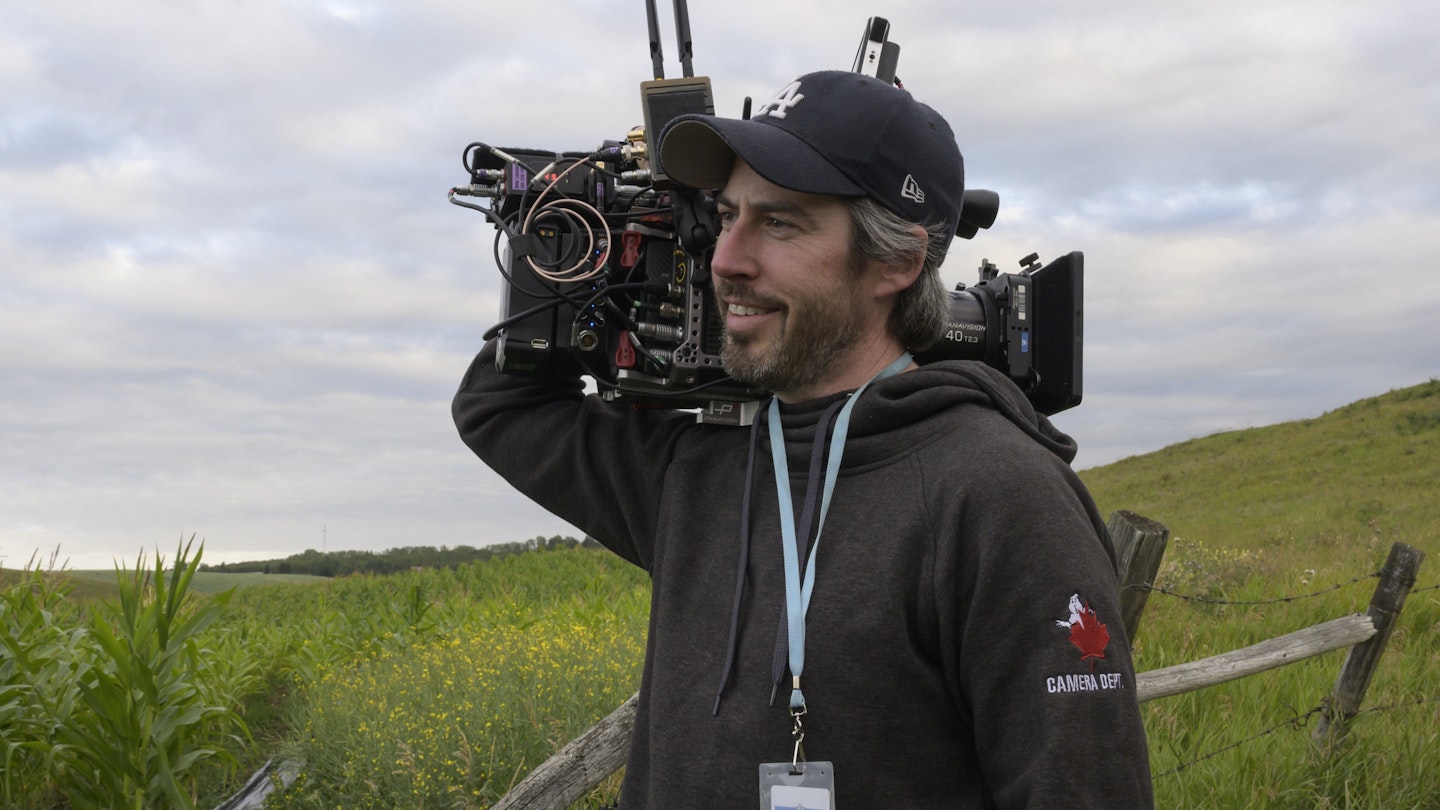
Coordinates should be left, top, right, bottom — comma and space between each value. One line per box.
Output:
709, 225, 755, 281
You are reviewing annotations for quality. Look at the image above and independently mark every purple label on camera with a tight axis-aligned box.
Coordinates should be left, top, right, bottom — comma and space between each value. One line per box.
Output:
511, 165, 529, 192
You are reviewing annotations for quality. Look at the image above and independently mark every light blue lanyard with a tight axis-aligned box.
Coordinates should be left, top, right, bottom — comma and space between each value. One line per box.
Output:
767, 353, 912, 714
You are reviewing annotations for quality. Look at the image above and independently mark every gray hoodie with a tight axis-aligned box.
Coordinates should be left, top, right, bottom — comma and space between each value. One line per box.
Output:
454, 343, 1153, 808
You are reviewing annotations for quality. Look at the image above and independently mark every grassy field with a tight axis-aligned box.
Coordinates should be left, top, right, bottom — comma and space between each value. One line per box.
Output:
2, 378, 1436, 808
250, 550, 649, 808
61, 568, 329, 594
0, 567, 118, 601
1081, 378, 1440, 808
1, 544, 649, 808
0, 568, 328, 599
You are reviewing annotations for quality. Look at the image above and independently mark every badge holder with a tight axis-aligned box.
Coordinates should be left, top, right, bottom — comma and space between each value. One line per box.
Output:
759, 762, 834, 810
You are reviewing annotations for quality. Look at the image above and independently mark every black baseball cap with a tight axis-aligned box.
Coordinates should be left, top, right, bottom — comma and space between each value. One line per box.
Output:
658, 70, 965, 247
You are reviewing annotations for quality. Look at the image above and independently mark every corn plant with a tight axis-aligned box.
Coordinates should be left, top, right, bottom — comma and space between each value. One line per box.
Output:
0, 561, 88, 808
45, 538, 250, 810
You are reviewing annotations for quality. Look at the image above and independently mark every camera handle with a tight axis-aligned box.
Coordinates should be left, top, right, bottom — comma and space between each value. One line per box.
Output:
672, 188, 718, 258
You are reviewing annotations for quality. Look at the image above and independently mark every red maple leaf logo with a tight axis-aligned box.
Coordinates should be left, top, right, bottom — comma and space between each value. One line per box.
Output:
1069, 607, 1110, 668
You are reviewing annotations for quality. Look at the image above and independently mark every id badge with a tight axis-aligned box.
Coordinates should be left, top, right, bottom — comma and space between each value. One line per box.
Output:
759, 761, 834, 810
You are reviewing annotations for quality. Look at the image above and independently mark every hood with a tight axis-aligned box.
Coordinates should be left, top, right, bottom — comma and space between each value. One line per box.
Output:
771, 359, 1079, 469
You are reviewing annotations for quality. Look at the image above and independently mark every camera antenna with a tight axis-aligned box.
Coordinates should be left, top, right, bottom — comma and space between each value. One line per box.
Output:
674, 0, 696, 78
852, 16, 900, 85
646, 0, 665, 79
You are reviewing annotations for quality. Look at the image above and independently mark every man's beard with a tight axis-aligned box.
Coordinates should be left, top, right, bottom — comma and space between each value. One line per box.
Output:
715, 274, 869, 397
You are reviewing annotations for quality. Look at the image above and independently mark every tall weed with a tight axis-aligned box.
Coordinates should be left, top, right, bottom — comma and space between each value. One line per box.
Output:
0, 540, 257, 809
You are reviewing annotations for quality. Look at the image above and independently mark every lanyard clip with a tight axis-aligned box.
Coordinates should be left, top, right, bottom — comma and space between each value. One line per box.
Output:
789, 703, 807, 773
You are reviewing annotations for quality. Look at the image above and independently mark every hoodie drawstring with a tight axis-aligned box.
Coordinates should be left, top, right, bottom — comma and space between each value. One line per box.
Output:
714, 397, 845, 715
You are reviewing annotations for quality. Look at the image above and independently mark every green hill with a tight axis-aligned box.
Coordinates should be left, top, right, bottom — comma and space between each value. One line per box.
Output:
60, 569, 328, 594
1080, 379, 1439, 807
0, 568, 118, 601
1081, 377, 1440, 560
0, 568, 327, 600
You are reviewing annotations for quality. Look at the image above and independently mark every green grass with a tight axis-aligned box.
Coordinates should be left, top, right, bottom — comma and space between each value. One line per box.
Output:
2, 545, 649, 808
1081, 377, 1440, 808
252, 548, 650, 808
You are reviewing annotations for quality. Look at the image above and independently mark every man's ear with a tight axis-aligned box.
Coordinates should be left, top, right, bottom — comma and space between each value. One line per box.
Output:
871, 223, 928, 298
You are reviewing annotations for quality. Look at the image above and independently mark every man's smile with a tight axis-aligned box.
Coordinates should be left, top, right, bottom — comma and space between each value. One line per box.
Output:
726, 302, 773, 317
717, 289, 784, 336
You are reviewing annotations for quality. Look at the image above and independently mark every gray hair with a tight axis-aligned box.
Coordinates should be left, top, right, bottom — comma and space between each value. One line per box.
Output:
846, 196, 951, 351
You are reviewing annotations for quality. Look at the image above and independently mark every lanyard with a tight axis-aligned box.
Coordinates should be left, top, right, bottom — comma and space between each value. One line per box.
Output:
766, 352, 913, 718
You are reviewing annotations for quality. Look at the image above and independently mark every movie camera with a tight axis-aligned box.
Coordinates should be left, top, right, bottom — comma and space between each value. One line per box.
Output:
449, 2, 1084, 422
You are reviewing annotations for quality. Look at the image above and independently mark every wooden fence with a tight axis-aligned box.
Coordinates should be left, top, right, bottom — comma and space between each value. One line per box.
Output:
491, 511, 1427, 810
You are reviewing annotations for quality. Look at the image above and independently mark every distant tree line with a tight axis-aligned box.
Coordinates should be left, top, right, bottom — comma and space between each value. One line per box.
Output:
199, 536, 599, 577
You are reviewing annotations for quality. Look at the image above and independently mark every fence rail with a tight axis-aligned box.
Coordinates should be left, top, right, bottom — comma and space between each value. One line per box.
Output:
1134, 613, 1375, 703
492, 694, 638, 810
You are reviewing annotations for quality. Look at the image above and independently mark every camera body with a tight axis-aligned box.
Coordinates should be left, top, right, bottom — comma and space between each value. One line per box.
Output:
451, 10, 1082, 422
458, 132, 763, 423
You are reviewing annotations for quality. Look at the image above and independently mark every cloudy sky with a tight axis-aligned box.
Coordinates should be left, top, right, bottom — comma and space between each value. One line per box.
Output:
3, 0, 1437, 570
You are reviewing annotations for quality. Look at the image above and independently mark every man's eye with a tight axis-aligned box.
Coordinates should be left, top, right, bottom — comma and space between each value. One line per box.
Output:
716, 209, 736, 228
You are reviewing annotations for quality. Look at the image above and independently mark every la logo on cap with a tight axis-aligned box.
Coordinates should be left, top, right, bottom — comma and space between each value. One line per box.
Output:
754, 80, 806, 120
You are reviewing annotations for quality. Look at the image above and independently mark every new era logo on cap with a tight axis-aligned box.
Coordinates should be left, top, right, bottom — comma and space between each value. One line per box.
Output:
659, 71, 964, 247
901, 174, 925, 204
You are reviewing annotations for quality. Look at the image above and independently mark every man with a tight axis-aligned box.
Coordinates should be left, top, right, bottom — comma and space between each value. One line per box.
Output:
454, 70, 1152, 808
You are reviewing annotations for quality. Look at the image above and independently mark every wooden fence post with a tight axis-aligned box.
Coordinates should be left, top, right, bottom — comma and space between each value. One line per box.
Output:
1108, 510, 1170, 644
1311, 542, 1426, 757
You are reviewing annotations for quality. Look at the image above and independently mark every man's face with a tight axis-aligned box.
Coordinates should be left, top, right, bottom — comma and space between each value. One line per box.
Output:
709, 160, 891, 402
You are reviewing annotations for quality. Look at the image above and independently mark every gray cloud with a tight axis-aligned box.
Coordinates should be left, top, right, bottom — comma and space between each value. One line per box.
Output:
2, 0, 1436, 568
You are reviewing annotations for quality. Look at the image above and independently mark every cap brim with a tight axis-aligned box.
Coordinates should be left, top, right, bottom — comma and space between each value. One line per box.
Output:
659, 115, 865, 197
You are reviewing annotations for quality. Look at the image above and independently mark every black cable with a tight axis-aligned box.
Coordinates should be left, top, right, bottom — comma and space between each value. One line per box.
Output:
447, 192, 516, 238
480, 297, 568, 342
461, 142, 484, 174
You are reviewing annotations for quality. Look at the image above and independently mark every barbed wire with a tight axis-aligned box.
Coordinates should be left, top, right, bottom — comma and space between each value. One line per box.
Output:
1155, 693, 1440, 778
1140, 558, 1438, 779
1154, 702, 1326, 777
1124, 571, 1382, 606
1355, 693, 1439, 717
